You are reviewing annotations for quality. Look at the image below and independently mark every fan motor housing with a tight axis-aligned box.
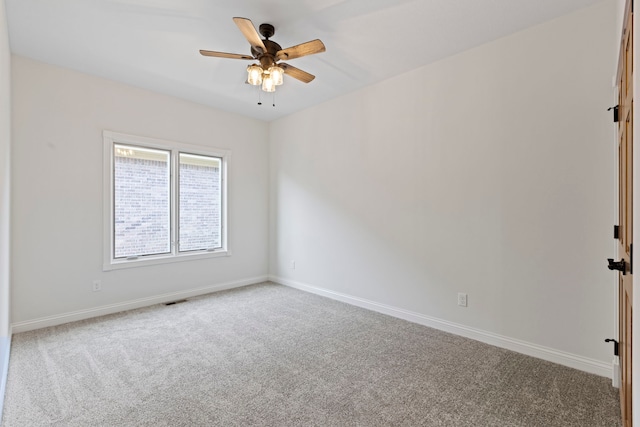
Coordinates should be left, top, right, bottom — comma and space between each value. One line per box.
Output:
251, 39, 282, 57
252, 39, 282, 69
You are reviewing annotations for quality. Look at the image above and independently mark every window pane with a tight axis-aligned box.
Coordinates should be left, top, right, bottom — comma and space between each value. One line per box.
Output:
114, 144, 171, 258
179, 153, 222, 252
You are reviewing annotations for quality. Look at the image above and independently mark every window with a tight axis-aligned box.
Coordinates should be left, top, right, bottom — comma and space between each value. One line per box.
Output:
113, 144, 171, 259
178, 153, 223, 252
103, 131, 229, 270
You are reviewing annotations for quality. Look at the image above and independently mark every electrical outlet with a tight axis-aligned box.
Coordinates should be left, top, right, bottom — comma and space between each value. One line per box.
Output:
457, 293, 467, 307
291, 260, 296, 270
92, 280, 102, 292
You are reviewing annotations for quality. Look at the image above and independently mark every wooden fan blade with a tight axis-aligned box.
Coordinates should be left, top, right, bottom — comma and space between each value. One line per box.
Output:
200, 50, 254, 60
233, 17, 267, 54
280, 63, 315, 83
276, 39, 325, 61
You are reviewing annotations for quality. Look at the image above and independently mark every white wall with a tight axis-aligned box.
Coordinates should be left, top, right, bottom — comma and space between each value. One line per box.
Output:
10, 56, 269, 326
0, 0, 11, 417
270, 1, 617, 371
0, 0, 10, 335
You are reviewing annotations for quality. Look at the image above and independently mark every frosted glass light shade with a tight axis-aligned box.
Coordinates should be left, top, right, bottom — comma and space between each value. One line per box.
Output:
269, 66, 284, 85
247, 64, 263, 86
262, 74, 276, 92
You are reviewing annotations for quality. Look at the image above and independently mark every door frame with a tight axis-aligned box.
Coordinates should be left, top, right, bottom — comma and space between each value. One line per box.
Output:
630, 0, 639, 425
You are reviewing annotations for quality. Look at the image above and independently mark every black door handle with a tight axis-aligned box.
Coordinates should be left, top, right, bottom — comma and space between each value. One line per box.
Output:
607, 258, 626, 274
605, 338, 619, 356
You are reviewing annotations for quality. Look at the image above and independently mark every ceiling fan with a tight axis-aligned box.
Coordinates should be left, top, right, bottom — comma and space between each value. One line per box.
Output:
200, 17, 326, 93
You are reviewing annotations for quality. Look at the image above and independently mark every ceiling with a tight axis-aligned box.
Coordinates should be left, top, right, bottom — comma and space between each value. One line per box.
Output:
5, 0, 604, 122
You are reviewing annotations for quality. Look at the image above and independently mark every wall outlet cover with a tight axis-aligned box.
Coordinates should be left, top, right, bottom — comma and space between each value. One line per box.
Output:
457, 293, 467, 307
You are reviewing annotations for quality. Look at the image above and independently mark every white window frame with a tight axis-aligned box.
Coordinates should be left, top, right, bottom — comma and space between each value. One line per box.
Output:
103, 130, 230, 271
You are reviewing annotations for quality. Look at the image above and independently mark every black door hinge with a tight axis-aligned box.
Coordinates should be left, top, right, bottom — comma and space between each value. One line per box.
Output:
605, 339, 619, 356
614, 225, 620, 239
608, 105, 620, 123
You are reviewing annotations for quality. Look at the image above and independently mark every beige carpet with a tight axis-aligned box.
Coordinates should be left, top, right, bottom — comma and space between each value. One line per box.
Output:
1, 282, 621, 426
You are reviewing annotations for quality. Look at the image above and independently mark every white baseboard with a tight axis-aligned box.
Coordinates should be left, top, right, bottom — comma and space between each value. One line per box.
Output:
269, 275, 613, 379
0, 334, 11, 424
11, 276, 269, 333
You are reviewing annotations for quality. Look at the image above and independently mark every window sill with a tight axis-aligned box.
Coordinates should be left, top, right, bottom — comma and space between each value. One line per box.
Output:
103, 249, 231, 271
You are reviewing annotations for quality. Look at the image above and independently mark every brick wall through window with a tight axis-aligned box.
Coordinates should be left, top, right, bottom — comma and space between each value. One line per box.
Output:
114, 156, 170, 258
179, 161, 221, 251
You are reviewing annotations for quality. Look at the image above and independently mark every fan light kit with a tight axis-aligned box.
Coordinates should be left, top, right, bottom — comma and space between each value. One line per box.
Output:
200, 18, 326, 98
246, 63, 283, 92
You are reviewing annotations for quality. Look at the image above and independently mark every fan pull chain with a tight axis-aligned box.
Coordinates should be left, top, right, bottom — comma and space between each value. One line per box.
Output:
272, 92, 276, 107
257, 86, 262, 105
